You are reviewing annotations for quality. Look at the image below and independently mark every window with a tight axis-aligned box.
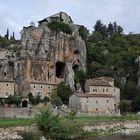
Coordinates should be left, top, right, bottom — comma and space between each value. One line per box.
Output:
6, 92, 9, 96
106, 100, 109, 103
87, 100, 89, 103
114, 89, 115, 92
96, 100, 98, 104
103, 88, 105, 92
96, 108, 98, 111
34, 85, 35, 88
6, 84, 9, 86
41, 86, 42, 89
93, 89, 97, 92
114, 104, 116, 107
87, 97, 88, 99
4, 72, 6, 77
106, 88, 108, 92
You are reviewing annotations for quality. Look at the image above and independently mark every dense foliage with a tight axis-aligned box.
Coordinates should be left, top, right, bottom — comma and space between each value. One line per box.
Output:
78, 26, 88, 40
35, 107, 81, 140
28, 93, 42, 105
74, 70, 86, 92
86, 20, 140, 111
0, 30, 20, 48
57, 82, 72, 105
51, 96, 63, 106
6, 94, 21, 106
48, 21, 72, 34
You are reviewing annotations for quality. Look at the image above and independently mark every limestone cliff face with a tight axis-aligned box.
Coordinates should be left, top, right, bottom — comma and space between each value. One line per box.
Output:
20, 13, 86, 91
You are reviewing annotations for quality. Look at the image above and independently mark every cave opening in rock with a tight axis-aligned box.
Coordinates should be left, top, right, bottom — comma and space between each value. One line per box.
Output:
74, 50, 80, 54
72, 64, 79, 71
22, 100, 28, 108
56, 61, 65, 78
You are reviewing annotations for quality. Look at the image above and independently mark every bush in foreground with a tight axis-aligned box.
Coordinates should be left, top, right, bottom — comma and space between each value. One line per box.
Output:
35, 107, 81, 140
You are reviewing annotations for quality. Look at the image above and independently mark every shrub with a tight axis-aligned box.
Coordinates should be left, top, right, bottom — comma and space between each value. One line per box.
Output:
21, 132, 40, 140
35, 107, 81, 140
79, 26, 88, 40
51, 97, 63, 106
48, 21, 72, 34
28, 93, 42, 105
7, 95, 21, 106
43, 96, 50, 105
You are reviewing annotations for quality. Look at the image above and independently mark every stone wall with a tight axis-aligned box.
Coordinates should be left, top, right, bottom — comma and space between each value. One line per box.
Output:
0, 108, 32, 118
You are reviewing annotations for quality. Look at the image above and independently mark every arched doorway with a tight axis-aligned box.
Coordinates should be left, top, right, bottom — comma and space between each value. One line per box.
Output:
22, 100, 28, 107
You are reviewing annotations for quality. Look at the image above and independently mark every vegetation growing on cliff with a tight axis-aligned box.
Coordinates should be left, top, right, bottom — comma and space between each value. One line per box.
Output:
79, 26, 88, 40
48, 21, 72, 34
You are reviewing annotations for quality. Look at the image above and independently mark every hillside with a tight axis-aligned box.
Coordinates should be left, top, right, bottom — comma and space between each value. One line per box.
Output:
86, 20, 140, 112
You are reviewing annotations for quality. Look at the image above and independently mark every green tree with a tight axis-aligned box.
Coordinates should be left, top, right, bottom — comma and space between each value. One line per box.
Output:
43, 96, 50, 105
94, 20, 107, 37
75, 70, 86, 92
57, 82, 72, 105
132, 96, 140, 112
78, 26, 89, 40
5, 29, 9, 39
7, 95, 21, 106
51, 97, 63, 106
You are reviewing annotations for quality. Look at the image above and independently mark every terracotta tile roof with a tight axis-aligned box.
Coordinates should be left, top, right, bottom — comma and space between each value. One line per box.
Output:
86, 79, 111, 87
86, 77, 114, 87
95, 77, 114, 82
74, 93, 114, 98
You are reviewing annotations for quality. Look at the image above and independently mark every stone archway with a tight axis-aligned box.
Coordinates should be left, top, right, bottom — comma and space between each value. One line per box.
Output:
22, 100, 28, 107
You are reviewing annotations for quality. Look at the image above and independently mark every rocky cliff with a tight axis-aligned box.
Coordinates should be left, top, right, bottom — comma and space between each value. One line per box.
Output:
20, 12, 86, 91
0, 12, 86, 98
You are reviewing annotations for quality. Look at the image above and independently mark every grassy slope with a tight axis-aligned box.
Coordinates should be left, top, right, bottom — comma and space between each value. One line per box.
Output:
0, 115, 140, 127
75, 115, 140, 124
0, 118, 34, 127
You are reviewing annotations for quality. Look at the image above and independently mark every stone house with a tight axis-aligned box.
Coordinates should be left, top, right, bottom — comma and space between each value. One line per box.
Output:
69, 77, 120, 116
38, 12, 73, 25
0, 80, 15, 98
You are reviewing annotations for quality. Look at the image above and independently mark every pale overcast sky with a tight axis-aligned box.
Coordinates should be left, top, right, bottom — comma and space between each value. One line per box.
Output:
0, 0, 140, 39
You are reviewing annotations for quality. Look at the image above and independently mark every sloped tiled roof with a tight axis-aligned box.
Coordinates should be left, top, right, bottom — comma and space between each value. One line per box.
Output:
86, 77, 114, 87
95, 77, 114, 82
74, 93, 114, 98
86, 79, 111, 87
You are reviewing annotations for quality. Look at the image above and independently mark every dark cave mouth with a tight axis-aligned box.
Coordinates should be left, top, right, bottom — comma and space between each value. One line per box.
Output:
56, 61, 66, 78
72, 64, 79, 71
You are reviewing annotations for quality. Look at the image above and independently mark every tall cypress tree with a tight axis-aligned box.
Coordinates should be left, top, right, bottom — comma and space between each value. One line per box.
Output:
5, 29, 9, 39
12, 32, 15, 40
